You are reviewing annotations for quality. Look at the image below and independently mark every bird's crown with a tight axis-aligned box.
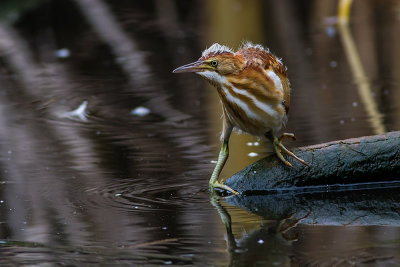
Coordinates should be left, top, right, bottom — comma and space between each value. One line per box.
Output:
201, 43, 233, 58
201, 42, 270, 59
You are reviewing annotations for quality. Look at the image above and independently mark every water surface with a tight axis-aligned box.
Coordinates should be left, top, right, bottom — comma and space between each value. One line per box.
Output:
0, 0, 400, 265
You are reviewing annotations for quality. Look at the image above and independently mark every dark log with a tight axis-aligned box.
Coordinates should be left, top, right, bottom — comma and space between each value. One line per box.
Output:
225, 131, 400, 194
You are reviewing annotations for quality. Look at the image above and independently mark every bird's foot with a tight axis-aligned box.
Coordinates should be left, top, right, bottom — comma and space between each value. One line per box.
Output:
279, 133, 296, 143
273, 133, 309, 168
210, 181, 239, 195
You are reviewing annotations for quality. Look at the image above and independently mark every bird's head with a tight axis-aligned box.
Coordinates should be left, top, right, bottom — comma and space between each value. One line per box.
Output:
173, 43, 245, 84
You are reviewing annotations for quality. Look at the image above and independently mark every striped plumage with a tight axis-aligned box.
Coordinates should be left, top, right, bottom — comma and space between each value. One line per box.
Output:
197, 43, 290, 137
173, 42, 307, 195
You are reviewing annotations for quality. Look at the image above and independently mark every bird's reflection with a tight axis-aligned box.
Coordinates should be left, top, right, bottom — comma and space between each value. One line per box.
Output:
210, 196, 309, 266
211, 185, 400, 266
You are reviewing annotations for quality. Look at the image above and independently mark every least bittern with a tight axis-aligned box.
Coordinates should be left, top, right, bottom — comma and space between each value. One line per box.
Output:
173, 42, 308, 195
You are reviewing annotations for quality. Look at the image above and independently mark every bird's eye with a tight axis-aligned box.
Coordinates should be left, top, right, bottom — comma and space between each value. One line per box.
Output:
210, 60, 218, 67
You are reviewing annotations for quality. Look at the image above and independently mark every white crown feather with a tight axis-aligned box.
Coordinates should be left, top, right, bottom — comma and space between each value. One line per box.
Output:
202, 43, 233, 57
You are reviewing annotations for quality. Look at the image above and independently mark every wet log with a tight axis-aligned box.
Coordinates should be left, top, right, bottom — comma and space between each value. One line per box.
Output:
225, 131, 400, 194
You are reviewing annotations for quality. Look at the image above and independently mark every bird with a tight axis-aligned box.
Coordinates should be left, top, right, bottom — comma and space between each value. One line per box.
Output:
173, 42, 308, 195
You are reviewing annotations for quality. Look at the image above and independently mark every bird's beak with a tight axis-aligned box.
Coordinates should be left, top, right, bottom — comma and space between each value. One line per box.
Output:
172, 60, 210, 73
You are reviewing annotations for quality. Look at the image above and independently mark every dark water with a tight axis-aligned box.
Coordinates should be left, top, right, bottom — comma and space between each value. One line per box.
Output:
0, 0, 400, 266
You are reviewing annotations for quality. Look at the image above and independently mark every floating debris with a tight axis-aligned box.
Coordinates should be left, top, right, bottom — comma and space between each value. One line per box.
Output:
60, 101, 88, 122
55, 48, 70, 58
131, 106, 151, 117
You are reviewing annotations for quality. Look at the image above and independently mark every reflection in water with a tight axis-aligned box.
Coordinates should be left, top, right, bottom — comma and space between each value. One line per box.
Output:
211, 196, 306, 266
0, 0, 399, 265
215, 185, 400, 266
74, 0, 190, 123
336, 1, 386, 134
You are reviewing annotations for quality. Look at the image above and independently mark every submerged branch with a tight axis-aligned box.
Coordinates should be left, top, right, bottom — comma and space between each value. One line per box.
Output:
225, 131, 400, 194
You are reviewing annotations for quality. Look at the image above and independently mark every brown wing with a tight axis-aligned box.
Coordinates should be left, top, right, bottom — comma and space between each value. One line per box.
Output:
274, 65, 290, 114
264, 53, 291, 114
260, 52, 290, 114
237, 46, 291, 113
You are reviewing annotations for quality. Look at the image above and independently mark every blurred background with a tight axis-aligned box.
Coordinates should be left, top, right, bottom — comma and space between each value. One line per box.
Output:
0, 0, 399, 265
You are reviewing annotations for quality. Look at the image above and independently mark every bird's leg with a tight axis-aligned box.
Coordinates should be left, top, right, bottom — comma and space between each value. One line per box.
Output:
266, 132, 309, 168
209, 140, 238, 195
209, 123, 238, 195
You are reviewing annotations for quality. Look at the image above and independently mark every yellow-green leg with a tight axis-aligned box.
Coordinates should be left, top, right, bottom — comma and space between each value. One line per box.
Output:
209, 140, 239, 195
